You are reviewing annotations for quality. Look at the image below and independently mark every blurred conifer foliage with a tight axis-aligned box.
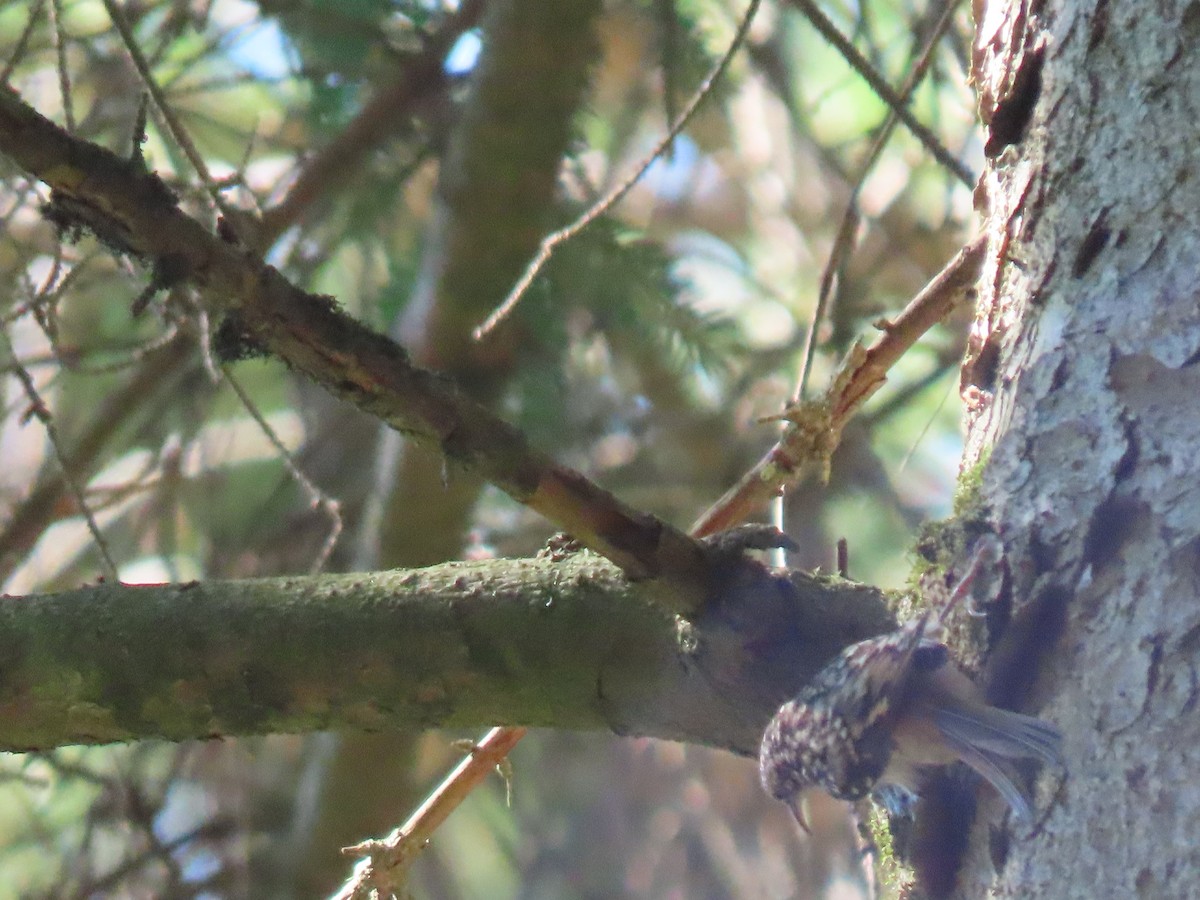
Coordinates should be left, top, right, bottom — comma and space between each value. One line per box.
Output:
0, 0, 976, 895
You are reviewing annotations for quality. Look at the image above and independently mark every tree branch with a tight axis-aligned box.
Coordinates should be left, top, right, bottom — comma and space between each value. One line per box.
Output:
0, 554, 892, 754
691, 235, 986, 536
378, 0, 604, 567
257, 0, 486, 242
787, 0, 975, 186
0, 87, 712, 611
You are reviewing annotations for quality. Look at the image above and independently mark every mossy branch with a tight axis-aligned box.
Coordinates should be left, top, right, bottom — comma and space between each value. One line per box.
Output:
0, 554, 892, 754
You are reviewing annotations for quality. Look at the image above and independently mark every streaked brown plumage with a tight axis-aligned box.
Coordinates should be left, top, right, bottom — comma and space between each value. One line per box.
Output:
759, 612, 1062, 825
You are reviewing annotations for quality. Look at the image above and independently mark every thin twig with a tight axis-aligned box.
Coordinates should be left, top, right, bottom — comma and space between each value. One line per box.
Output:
691, 235, 986, 537
348, 5, 768, 883
0, 329, 119, 582
258, 0, 485, 243
473, 0, 764, 340
56, 327, 184, 376
223, 367, 343, 575
788, 0, 974, 187
896, 367, 956, 472
81, 818, 230, 898
795, 205, 860, 400
829, 235, 985, 421
0, 333, 190, 580
25, 243, 66, 344
0, 0, 45, 85
46, 0, 75, 132
795, 0, 963, 400
656, 0, 681, 141
99, 0, 240, 231
332, 726, 528, 899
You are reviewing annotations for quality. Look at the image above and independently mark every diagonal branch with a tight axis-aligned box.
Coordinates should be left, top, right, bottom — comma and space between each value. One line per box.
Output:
795, 0, 965, 399
691, 234, 986, 536
0, 88, 712, 611
258, 0, 487, 242
335, 725, 528, 900
375, 0, 605, 568
787, 0, 974, 187
473, 0, 763, 339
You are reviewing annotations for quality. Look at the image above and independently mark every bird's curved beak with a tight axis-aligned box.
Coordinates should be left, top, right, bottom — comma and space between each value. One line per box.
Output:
788, 796, 812, 834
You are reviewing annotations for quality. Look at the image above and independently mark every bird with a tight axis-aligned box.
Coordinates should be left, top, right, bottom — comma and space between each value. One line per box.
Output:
758, 610, 1063, 828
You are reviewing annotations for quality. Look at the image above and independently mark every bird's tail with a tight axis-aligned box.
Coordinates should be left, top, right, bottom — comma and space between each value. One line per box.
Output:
933, 705, 1063, 822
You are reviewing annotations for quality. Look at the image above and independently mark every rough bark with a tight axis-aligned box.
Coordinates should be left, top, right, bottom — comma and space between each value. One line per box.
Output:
962, 0, 1200, 894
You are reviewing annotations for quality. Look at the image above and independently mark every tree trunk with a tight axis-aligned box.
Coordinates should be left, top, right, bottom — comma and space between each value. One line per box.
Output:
963, 0, 1200, 894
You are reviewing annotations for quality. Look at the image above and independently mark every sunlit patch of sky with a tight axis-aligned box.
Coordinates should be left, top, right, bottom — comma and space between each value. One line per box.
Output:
445, 29, 482, 74
221, 6, 482, 80
154, 780, 223, 889
225, 16, 295, 79
641, 134, 702, 204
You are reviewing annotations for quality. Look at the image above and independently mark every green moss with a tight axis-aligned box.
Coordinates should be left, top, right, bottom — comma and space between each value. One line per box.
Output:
27, 666, 85, 705
868, 804, 914, 899
64, 702, 119, 738
139, 691, 213, 737
907, 448, 994, 600
951, 445, 992, 519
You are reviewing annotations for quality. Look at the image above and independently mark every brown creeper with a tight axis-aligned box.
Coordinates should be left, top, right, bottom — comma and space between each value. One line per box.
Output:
759, 548, 1063, 826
